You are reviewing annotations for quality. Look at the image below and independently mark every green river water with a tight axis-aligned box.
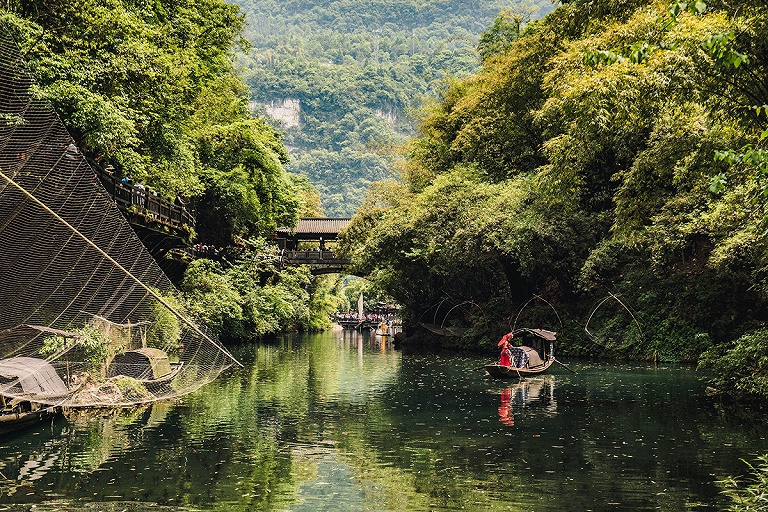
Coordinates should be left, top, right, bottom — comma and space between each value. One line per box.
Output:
1, 328, 767, 511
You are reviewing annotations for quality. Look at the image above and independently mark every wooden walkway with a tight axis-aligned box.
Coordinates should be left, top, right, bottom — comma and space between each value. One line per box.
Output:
93, 176, 354, 276
94, 165, 194, 234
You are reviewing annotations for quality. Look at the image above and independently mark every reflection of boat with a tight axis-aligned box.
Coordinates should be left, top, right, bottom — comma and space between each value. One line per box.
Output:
0, 357, 67, 435
497, 376, 557, 426
485, 328, 556, 379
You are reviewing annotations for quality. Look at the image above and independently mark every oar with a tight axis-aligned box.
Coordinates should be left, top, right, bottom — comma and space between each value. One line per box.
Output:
553, 358, 577, 374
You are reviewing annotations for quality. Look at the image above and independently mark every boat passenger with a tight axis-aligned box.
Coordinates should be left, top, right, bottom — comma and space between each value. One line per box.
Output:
499, 340, 512, 367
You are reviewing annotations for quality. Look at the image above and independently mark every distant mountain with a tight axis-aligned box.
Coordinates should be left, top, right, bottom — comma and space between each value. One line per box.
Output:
233, 0, 554, 216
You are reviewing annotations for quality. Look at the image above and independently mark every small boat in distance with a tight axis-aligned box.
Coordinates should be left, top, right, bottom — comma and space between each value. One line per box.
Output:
485, 328, 556, 379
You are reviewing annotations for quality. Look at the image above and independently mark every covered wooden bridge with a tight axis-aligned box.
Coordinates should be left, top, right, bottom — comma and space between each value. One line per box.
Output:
275, 217, 352, 275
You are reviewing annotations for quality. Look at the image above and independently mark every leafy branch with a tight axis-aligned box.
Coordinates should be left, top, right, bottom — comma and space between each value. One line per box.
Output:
584, 42, 660, 66
701, 31, 749, 69
712, 128, 768, 195
0, 112, 25, 127
585, 1, 712, 68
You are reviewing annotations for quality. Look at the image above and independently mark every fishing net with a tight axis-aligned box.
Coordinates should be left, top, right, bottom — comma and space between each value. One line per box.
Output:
0, 22, 237, 407
418, 323, 468, 337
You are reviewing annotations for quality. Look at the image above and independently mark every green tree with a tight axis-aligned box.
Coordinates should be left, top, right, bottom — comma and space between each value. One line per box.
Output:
477, 11, 526, 62
194, 118, 298, 244
181, 239, 335, 341
3, 0, 301, 246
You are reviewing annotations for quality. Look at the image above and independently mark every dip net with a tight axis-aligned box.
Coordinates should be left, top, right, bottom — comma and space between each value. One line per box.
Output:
0, 22, 238, 407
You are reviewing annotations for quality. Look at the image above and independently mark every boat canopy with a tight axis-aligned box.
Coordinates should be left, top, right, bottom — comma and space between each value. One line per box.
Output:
108, 348, 172, 381
0, 357, 68, 397
506, 328, 555, 365
512, 328, 556, 341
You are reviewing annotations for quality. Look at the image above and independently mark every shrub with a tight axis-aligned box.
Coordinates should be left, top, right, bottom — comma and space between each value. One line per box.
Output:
720, 455, 768, 510
41, 325, 118, 378
699, 329, 768, 401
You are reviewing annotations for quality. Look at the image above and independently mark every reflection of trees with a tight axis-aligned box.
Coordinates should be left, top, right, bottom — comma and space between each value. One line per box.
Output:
0, 405, 163, 501
0, 331, 409, 510
173, 330, 409, 511
62, 405, 168, 472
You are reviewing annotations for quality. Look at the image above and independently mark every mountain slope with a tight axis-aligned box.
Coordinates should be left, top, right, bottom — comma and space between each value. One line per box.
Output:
233, 0, 554, 215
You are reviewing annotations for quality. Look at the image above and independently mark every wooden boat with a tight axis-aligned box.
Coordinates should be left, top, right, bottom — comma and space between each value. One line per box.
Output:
0, 402, 58, 435
374, 322, 400, 337
485, 328, 557, 379
0, 356, 68, 434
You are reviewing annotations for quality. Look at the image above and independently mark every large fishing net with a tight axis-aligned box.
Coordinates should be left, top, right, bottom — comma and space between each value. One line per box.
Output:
0, 22, 238, 408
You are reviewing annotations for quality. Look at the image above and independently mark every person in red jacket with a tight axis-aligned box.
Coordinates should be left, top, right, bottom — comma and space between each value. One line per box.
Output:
499, 339, 512, 366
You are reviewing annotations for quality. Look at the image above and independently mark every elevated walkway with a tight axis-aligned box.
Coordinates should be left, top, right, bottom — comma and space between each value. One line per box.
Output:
92, 165, 194, 250
276, 218, 351, 247
276, 218, 353, 274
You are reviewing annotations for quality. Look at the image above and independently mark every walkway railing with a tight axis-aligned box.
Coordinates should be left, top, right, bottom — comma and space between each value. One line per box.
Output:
94, 166, 194, 230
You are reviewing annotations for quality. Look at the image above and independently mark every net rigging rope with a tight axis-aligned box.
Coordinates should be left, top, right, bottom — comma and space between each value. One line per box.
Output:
0, 21, 238, 407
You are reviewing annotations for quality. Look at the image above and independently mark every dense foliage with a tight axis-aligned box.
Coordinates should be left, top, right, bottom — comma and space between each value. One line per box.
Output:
181, 239, 346, 341
340, 0, 768, 385
2, 0, 305, 244
699, 329, 768, 401
233, 0, 553, 216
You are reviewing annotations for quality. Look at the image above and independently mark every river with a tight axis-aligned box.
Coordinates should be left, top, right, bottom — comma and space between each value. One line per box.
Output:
1, 328, 766, 511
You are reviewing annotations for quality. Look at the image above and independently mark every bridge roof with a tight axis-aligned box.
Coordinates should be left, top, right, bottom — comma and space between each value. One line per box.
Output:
277, 217, 351, 237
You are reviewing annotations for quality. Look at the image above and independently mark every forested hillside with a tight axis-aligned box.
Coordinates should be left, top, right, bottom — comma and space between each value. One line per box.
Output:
340, 0, 768, 399
233, 0, 553, 216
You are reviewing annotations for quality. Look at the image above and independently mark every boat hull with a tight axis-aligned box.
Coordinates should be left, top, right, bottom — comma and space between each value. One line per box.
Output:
0, 407, 57, 435
485, 359, 554, 379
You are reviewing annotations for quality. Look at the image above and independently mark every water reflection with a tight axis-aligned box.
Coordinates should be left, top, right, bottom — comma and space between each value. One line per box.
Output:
498, 376, 557, 427
1, 332, 768, 511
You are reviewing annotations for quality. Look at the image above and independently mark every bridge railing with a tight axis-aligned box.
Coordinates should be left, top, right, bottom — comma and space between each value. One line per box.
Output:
283, 250, 342, 261
281, 250, 351, 272
94, 166, 194, 229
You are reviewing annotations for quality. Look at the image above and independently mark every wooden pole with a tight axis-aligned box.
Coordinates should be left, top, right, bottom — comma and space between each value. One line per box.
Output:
554, 358, 577, 374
